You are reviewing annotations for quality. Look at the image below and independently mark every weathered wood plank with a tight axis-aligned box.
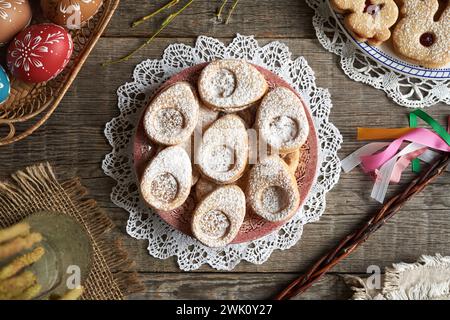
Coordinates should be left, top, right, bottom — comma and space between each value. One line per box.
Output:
125, 273, 353, 300
103, 0, 316, 39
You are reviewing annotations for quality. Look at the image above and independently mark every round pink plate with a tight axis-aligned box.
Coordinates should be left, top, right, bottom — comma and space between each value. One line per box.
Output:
133, 62, 319, 244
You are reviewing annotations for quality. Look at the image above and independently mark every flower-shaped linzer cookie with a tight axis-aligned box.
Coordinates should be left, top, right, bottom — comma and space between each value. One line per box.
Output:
331, 0, 399, 45
392, 0, 450, 69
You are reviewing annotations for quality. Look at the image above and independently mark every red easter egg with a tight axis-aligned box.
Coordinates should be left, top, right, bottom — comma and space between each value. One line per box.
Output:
6, 23, 73, 83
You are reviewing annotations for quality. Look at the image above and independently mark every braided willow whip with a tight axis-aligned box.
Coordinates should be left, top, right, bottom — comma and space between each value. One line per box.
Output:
274, 153, 450, 300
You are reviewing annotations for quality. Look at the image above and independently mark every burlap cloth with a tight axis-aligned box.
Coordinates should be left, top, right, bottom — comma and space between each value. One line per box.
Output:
344, 254, 450, 300
0, 163, 142, 300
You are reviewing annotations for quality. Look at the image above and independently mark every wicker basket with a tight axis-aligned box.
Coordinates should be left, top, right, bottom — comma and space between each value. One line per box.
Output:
0, 0, 120, 146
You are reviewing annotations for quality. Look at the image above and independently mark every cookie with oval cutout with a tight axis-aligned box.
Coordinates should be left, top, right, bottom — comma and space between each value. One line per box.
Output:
256, 87, 310, 154
247, 156, 300, 222
197, 114, 249, 184
198, 59, 268, 113
140, 146, 192, 211
192, 185, 246, 247
144, 82, 200, 146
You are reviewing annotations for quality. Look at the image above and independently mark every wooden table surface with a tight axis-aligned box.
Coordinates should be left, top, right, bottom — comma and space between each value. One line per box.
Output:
1, 0, 449, 300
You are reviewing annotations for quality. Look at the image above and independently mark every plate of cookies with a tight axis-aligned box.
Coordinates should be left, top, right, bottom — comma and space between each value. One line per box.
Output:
329, 0, 450, 79
133, 59, 319, 247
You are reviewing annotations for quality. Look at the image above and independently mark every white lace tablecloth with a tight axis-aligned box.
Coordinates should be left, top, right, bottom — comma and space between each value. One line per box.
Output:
102, 35, 342, 271
306, 0, 450, 108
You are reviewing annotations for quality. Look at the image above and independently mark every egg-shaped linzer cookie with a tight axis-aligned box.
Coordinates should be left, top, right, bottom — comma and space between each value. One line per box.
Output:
256, 87, 310, 154
0, 0, 32, 46
144, 82, 200, 146
192, 185, 246, 247
0, 66, 11, 105
140, 146, 192, 211
198, 59, 268, 113
40, 0, 103, 30
247, 156, 300, 222
197, 114, 249, 184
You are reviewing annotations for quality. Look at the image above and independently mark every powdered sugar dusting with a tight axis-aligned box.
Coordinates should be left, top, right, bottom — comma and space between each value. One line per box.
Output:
141, 146, 192, 211
198, 59, 268, 111
144, 82, 200, 145
261, 186, 290, 214
155, 108, 184, 137
392, 0, 450, 68
256, 87, 310, 153
198, 114, 249, 184
150, 173, 179, 203
209, 68, 236, 98
192, 185, 246, 247
269, 116, 299, 148
248, 155, 300, 222
199, 210, 231, 239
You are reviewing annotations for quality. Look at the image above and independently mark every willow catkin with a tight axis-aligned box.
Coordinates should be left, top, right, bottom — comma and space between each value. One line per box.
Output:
0, 223, 30, 244
0, 246, 45, 280
0, 233, 42, 260
0, 271, 36, 299
11, 283, 42, 300
59, 287, 84, 300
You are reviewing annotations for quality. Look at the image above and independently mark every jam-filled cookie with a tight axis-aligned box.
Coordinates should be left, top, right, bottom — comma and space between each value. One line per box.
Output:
392, 0, 450, 68
331, 0, 399, 45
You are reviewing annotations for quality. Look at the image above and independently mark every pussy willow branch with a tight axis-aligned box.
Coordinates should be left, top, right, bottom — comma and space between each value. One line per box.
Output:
103, 0, 195, 66
225, 0, 240, 24
216, 0, 240, 24
132, 0, 180, 28
216, 0, 228, 19
274, 153, 450, 300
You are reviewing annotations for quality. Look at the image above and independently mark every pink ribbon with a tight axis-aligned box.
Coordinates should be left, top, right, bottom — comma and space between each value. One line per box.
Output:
389, 147, 428, 183
361, 128, 450, 172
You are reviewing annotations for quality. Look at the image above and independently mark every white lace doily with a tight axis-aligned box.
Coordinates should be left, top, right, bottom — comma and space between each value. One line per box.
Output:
306, 0, 450, 108
102, 35, 342, 271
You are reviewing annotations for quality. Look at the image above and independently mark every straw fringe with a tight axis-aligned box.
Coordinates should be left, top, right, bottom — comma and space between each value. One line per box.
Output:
383, 254, 450, 300
344, 255, 450, 300
0, 163, 143, 299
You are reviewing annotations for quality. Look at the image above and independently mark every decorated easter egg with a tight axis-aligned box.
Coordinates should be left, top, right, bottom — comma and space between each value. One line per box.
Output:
0, 66, 11, 105
6, 23, 73, 83
0, 0, 32, 46
40, 0, 103, 29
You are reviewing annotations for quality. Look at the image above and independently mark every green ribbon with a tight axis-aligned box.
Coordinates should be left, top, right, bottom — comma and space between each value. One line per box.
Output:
409, 109, 450, 172
409, 112, 420, 172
